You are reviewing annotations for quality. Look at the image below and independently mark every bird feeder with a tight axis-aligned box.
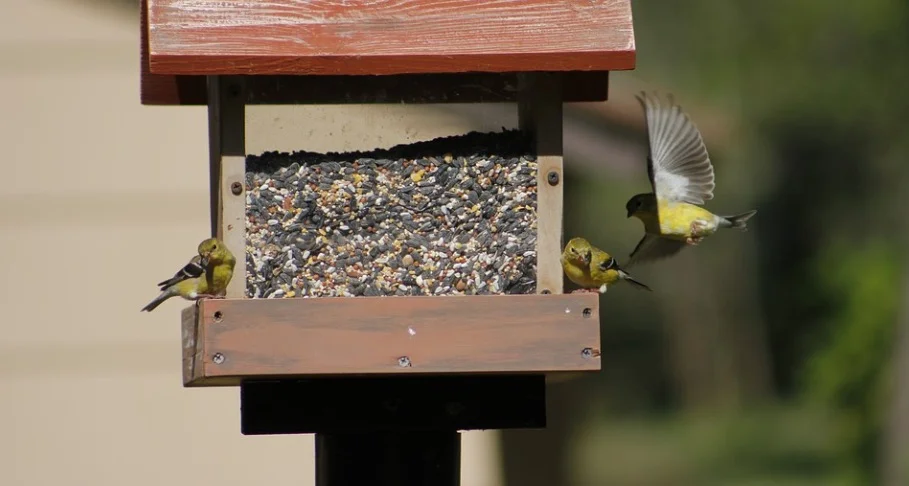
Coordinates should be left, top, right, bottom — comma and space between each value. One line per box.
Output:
141, 0, 635, 484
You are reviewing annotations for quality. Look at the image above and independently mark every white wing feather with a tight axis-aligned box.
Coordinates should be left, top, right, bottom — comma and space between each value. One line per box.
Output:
637, 92, 715, 205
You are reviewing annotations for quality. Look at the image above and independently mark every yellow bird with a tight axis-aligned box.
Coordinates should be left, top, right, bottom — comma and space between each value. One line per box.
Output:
561, 237, 651, 293
625, 92, 757, 266
141, 238, 236, 312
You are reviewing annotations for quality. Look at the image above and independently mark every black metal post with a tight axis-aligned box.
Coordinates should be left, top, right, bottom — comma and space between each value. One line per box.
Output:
239, 376, 545, 486
316, 431, 461, 486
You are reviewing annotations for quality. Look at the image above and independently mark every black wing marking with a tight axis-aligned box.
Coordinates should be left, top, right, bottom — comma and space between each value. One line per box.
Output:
599, 256, 619, 272
156, 255, 205, 289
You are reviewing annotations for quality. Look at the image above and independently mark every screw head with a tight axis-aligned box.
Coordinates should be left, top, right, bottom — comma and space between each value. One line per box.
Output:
581, 347, 600, 359
213, 311, 223, 322
540, 289, 552, 295
582, 308, 592, 318
230, 182, 243, 195
547, 171, 560, 186
397, 356, 412, 368
212, 353, 225, 364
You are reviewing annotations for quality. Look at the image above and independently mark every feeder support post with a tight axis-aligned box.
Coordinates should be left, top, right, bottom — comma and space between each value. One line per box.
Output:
316, 432, 461, 486
207, 75, 247, 299
518, 73, 565, 295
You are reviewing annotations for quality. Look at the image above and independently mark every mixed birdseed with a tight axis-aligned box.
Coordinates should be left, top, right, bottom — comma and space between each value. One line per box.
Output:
245, 130, 537, 298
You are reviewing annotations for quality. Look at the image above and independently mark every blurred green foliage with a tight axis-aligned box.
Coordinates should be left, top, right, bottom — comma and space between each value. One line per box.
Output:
544, 1, 909, 485
802, 243, 902, 484
572, 406, 848, 486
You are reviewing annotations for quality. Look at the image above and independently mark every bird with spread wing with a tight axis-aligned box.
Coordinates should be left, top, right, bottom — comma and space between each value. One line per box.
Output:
625, 92, 756, 266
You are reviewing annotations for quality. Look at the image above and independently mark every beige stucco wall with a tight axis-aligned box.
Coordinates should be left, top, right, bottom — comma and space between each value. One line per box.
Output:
0, 2, 505, 484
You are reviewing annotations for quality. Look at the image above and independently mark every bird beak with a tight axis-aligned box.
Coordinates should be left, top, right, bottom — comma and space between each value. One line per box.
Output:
582, 252, 591, 265
200, 254, 210, 267
626, 209, 633, 218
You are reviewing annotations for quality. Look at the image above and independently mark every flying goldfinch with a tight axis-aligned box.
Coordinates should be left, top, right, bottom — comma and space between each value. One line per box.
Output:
625, 92, 757, 266
560, 237, 651, 293
141, 237, 236, 312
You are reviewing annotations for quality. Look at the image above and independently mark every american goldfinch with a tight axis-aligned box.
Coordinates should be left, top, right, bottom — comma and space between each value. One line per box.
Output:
561, 237, 651, 293
625, 92, 757, 266
141, 237, 236, 312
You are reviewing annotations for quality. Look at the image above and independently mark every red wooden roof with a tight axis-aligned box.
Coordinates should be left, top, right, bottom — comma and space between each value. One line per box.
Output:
145, 0, 636, 76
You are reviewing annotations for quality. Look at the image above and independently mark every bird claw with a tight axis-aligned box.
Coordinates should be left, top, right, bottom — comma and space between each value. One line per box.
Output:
197, 294, 225, 300
688, 221, 709, 244
571, 288, 597, 294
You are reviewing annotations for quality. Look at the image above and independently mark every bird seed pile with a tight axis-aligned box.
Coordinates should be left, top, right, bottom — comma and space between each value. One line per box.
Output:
245, 130, 538, 298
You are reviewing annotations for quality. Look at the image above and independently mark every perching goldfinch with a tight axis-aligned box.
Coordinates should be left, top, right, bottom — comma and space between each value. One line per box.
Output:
141, 238, 236, 312
560, 237, 651, 293
625, 92, 757, 266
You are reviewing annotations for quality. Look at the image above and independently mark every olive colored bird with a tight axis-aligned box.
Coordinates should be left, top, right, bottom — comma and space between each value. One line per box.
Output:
626, 92, 757, 266
561, 237, 651, 293
141, 237, 236, 312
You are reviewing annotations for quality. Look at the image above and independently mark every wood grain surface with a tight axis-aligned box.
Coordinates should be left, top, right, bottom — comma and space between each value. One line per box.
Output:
146, 0, 636, 76
140, 0, 205, 104
183, 294, 600, 386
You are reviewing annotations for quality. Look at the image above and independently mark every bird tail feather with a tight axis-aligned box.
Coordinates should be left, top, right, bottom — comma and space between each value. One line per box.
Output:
619, 271, 653, 292
721, 210, 757, 230
156, 277, 181, 289
141, 291, 174, 312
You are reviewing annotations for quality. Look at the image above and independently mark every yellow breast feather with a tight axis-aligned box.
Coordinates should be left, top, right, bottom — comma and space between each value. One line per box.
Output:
562, 259, 598, 288
657, 200, 719, 240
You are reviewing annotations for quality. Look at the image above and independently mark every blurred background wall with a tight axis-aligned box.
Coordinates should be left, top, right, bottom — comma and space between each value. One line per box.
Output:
1, 1, 502, 485
4, 1, 909, 486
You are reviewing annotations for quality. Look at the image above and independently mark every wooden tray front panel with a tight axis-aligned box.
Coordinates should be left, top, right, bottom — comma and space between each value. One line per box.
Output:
182, 294, 601, 386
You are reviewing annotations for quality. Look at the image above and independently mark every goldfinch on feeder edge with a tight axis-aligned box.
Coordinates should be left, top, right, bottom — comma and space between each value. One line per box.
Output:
560, 237, 651, 293
141, 237, 236, 312
626, 91, 756, 266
